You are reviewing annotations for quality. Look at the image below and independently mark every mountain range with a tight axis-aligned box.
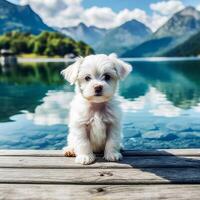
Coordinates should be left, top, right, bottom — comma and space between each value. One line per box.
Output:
57, 20, 152, 55
94, 20, 152, 55
56, 23, 107, 47
1, 0, 200, 57
57, 6, 200, 57
122, 7, 200, 57
164, 30, 200, 57
0, 0, 53, 34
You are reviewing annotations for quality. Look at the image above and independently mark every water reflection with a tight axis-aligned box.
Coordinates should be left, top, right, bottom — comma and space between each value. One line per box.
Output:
120, 87, 182, 117
0, 62, 67, 85
120, 60, 200, 109
0, 60, 200, 149
26, 90, 74, 125
26, 86, 184, 127
0, 62, 73, 122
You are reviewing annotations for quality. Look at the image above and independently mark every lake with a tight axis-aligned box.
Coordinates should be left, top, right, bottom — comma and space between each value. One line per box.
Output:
0, 59, 200, 150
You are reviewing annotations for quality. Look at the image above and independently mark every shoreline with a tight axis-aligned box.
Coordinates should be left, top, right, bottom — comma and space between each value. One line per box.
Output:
122, 56, 200, 62
17, 56, 200, 63
18, 57, 75, 63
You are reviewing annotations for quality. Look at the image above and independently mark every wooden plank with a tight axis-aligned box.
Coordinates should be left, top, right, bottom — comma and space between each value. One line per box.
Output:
123, 149, 200, 156
0, 168, 199, 184
0, 150, 62, 157
0, 149, 199, 156
0, 156, 199, 168
0, 184, 200, 200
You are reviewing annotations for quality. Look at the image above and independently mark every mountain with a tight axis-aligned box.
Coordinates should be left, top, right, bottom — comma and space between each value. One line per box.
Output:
164, 30, 200, 56
95, 20, 152, 55
123, 7, 200, 57
154, 6, 200, 38
57, 23, 108, 46
0, 0, 54, 34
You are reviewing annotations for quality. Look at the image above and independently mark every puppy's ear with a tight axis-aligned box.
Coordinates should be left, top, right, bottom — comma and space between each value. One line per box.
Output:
61, 57, 84, 85
109, 53, 132, 79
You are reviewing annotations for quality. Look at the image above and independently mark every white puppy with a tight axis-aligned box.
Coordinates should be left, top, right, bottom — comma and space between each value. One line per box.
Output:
61, 54, 132, 164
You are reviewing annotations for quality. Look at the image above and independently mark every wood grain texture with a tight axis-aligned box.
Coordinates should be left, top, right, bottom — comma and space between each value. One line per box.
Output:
0, 184, 200, 200
0, 149, 199, 156
0, 150, 199, 199
0, 156, 199, 168
0, 168, 199, 184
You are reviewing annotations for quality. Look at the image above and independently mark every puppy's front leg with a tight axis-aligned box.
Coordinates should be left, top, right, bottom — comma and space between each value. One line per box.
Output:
72, 126, 95, 165
104, 125, 122, 162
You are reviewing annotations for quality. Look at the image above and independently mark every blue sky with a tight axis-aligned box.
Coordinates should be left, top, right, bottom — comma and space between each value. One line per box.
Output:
7, 0, 200, 31
82, 0, 200, 13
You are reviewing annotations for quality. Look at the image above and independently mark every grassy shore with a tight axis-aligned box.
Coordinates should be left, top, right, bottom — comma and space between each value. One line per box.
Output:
19, 53, 62, 59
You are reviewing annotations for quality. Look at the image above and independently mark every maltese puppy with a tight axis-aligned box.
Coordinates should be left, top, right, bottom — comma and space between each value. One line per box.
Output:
61, 54, 132, 164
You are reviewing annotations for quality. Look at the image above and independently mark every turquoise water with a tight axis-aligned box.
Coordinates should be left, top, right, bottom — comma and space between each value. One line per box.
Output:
0, 59, 200, 149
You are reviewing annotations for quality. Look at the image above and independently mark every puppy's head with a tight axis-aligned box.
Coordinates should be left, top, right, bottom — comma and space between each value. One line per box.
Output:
61, 54, 132, 103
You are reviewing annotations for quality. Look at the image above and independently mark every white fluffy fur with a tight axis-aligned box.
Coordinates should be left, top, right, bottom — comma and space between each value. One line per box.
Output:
61, 54, 132, 165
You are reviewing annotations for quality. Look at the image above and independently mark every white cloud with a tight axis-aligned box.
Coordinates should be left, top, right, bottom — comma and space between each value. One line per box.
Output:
150, 0, 184, 16
197, 4, 200, 11
150, 13, 169, 31
148, 0, 185, 31
83, 7, 151, 29
83, 7, 116, 29
19, 0, 151, 29
19, 0, 83, 26
116, 8, 149, 27
17, 0, 184, 31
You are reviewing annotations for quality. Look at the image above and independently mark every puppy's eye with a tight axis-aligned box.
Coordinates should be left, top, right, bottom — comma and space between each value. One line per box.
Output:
104, 74, 111, 81
85, 76, 91, 81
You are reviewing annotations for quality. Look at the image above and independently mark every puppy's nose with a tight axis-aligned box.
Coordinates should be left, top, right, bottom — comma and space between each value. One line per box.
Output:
94, 85, 103, 94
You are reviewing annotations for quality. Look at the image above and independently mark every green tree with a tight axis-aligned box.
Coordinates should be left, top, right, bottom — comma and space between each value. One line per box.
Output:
0, 31, 94, 56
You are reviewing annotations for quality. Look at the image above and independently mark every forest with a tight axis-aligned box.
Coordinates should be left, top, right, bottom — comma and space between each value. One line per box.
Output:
0, 31, 94, 57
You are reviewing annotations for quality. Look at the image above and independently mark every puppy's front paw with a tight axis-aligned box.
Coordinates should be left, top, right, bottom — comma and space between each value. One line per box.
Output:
63, 146, 76, 157
104, 151, 122, 162
75, 154, 95, 165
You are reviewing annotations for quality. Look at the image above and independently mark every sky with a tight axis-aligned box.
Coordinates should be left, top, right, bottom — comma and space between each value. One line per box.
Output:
7, 0, 200, 31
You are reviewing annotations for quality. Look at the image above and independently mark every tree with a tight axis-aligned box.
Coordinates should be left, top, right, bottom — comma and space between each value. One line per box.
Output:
0, 31, 94, 56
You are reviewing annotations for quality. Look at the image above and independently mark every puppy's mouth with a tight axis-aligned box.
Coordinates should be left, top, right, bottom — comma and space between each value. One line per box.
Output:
83, 94, 110, 103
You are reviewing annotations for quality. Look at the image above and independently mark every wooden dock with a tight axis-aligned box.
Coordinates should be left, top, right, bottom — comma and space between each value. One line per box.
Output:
0, 149, 199, 199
